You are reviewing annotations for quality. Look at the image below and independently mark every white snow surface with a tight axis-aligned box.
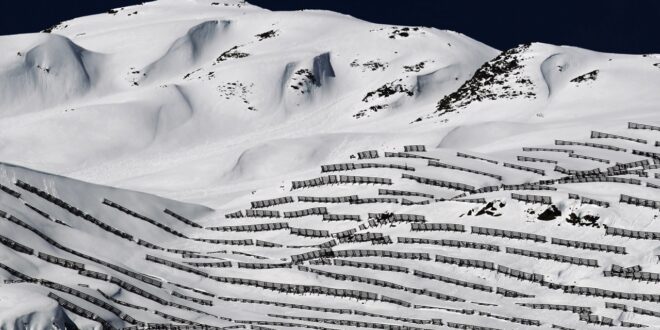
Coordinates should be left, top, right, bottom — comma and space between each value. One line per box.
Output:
0, 0, 660, 329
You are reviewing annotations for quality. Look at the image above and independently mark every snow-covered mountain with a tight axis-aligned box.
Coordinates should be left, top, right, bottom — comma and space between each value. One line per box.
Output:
1, 0, 660, 329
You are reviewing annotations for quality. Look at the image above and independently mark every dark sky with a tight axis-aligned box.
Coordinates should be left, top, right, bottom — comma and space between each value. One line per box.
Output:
1, 0, 658, 54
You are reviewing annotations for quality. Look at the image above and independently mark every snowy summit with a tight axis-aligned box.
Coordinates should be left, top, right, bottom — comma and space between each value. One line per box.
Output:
0, 0, 660, 329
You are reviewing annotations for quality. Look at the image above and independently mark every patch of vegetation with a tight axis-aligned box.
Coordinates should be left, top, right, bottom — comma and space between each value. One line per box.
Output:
215, 46, 249, 63
289, 69, 317, 94
570, 69, 599, 84
217, 81, 257, 111
353, 104, 389, 119
388, 26, 420, 39
654, 63, 660, 69
537, 205, 561, 221
362, 79, 413, 102
350, 59, 388, 72
255, 30, 278, 41
432, 43, 535, 117
42, 22, 67, 33
468, 200, 505, 217
107, 9, 119, 15
566, 212, 600, 227
404, 61, 426, 72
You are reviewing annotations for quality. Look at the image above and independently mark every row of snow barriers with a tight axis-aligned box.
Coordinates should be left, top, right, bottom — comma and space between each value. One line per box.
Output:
551, 237, 626, 254
511, 193, 552, 205
505, 247, 599, 267
321, 162, 414, 172
471, 226, 547, 242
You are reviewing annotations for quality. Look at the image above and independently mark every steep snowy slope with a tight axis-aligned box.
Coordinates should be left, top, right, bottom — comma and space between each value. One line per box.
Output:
0, 0, 496, 203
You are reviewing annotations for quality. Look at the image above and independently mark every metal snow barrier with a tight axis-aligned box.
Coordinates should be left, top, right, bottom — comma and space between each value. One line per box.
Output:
413, 269, 492, 293
471, 226, 546, 242
78, 269, 109, 281
569, 152, 611, 163
298, 266, 405, 291
323, 214, 361, 221
14, 181, 134, 241
338, 232, 391, 244
522, 147, 574, 153
332, 249, 430, 260
502, 184, 556, 191
378, 188, 434, 199
511, 193, 552, 205
250, 196, 294, 208
554, 174, 641, 185
38, 252, 85, 270
580, 196, 610, 208
338, 175, 392, 185
384, 151, 437, 161
238, 262, 291, 270
0, 184, 21, 198
608, 159, 649, 171
555, 139, 627, 152
357, 150, 379, 159
368, 212, 426, 223
496, 287, 534, 298
290, 248, 335, 263
146, 254, 209, 277
207, 222, 288, 232
551, 237, 626, 254
224, 210, 244, 218
605, 302, 628, 311
435, 255, 496, 270
401, 173, 475, 192
516, 155, 558, 164
110, 276, 169, 305
505, 247, 599, 267
554, 165, 601, 176
628, 122, 660, 131
401, 198, 431, 205
284, 207, 328, 218
411, 223, 464, 232
184, 261, 233, 268
632, 307, 660, 318
619, 194, 660, 210
632, 149, 660, 160
428, 160, 502, 180
297, 195, 358, 203
456, 152, 498, 164
47, 292, 117, 330
503, 162, 545, 175
333, 259, 409, 273
647, 182, 660, 189
193, 238, 253, 245
380, 295, 412, 307
518, 303, 591, 314
291, 175, 338, 190
568, 193, 580, 199
474, 185, 500, 194
41, 280, 139, 324
163, 209, 202, 228
322, 162, 415, 172
0, 234, 34, 255
404, 145, 426, 152
332, 228, 357, 239
290, 227, 330, 237
103, 199, 188, 238
591, 130, 647, 144
398, 237, 499, 252
244, 209, 281, 218
350, 197, 398, 204
497, 266, 545, 283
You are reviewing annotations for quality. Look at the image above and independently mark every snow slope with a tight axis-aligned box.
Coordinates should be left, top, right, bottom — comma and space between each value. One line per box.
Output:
1, 0, 660, 329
